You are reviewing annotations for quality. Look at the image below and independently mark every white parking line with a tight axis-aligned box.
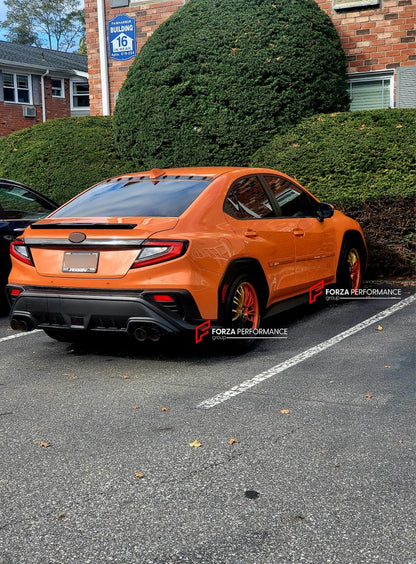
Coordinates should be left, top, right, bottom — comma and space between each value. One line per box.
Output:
0, 329, 42, 343
197, 294, 415, 409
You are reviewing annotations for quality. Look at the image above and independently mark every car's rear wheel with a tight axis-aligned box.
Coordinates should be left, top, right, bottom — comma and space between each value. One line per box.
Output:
221, 275, 261, 348
336, 239, 363, 291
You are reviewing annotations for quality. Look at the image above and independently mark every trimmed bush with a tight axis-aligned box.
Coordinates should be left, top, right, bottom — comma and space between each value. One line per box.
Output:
250, 109, 416, 207
113, 0, 349, 168
0, 117, 135, 204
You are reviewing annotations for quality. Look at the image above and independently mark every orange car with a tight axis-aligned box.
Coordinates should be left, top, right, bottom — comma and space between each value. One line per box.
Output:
7, 167, 366, 343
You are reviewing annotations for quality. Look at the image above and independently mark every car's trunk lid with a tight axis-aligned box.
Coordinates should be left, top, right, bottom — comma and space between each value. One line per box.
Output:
24, 217, 178, 278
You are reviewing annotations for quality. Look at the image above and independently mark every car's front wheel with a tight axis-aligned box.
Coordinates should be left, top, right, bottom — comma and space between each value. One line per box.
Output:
336, 239, 364, 291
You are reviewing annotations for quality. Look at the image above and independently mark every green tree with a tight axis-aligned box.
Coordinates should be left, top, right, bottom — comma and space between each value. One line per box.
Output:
113, 0, 349, 168
1, 0, 85, 52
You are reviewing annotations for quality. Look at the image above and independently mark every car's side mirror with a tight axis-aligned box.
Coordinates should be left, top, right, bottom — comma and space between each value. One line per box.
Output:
317, 202, 334, 222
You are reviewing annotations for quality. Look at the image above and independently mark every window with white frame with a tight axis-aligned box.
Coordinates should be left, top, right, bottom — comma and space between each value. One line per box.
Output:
348, 73, 394, 111
51, 78, 64, 98
70, 80, 89, 109
334, 0, 380, 10
3, 72, 32, 104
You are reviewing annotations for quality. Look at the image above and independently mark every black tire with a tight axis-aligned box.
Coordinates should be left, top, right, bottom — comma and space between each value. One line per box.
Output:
336, 239, 364, 291
220, 274, 261, 349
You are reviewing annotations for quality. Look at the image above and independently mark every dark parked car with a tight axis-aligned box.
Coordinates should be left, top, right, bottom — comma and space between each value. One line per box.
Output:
0, 179, 57, 310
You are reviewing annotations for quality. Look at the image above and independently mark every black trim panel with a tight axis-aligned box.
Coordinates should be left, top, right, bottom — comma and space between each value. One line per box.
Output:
30, 223, 137, 230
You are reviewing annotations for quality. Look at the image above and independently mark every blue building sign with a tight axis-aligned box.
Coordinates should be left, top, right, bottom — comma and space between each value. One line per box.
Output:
108, 15, 136, 61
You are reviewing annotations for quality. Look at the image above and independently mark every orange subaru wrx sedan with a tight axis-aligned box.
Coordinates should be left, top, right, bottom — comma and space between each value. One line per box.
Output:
7, 167, 366, 344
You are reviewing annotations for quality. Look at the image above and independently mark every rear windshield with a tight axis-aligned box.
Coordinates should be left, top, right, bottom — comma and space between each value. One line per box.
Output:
51, 177, 211, 218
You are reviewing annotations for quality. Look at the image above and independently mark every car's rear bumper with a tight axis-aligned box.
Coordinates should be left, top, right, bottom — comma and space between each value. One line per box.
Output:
7, 285, 204, 341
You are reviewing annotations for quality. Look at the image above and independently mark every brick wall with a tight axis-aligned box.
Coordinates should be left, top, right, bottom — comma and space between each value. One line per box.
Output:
314, 0, 416, 73
0, 77, 72, 136
44, 79, 71, 121
0, 103, 41, 136
85, 0, 416, 115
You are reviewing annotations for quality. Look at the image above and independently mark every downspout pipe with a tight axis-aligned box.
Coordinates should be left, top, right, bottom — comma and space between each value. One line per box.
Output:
41, 69, 49, 122
97, 0, 111, 115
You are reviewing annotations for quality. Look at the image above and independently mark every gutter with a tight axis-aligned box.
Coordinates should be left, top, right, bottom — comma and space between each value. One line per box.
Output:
97, 0, 111, 115
0, 60, 87, 76
41, 69, 50, 122
72, 70, 89, 79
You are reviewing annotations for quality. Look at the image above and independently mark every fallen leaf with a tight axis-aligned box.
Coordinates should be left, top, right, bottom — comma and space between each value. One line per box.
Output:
280, 409, 290, 414
56, 513, 66, 520
134, 472, 145, 479
189, 439, 202, 448
377, 325, 383, 331
227, 438, 239, 445
161, 407, 169, 412
64, 373, 78, 380
38, 441, 52, 448
364, 394, 373, 399
293, 515, 305, 522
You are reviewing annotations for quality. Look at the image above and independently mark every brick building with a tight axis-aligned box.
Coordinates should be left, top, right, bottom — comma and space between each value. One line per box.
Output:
85, 0, 416, 116
0, 42, 90, 136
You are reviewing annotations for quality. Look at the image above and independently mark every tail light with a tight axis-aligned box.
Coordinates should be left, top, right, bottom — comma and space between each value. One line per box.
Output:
152, 294, 175, 303
131, 240, 187, 268
10, 240, 33, 266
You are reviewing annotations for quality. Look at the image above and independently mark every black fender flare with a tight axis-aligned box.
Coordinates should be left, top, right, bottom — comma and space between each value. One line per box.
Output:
217, 258, 269, 319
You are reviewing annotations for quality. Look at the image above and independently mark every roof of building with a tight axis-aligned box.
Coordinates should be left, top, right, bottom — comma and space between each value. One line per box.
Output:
0, 41, 88, 75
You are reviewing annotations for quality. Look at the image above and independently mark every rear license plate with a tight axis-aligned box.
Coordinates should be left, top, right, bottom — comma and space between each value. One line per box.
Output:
62, 252, 99, 273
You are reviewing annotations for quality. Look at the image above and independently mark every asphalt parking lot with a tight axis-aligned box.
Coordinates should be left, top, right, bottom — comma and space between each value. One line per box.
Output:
0, 281, 415, 564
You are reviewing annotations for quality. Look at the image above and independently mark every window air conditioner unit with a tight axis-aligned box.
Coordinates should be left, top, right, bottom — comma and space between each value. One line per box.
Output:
23, 106, 36, 118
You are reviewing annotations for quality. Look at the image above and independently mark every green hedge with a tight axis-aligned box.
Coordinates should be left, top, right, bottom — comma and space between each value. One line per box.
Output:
0, 117, 135, 204
251, 109, 416, 207
113, 0, 349, 168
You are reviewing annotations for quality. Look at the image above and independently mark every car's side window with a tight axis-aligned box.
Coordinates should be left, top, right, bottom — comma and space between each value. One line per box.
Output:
263, 175, 319, 218
0, 184, 52, 219
224, 176, 277, 219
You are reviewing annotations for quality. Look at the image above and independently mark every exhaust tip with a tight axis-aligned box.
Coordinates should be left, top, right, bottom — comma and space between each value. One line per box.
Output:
10, 318, 33, 332
133, 327, 147, 342
148, 328, 161, 342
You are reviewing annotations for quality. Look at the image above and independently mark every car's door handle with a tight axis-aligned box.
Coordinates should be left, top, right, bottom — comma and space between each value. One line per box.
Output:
244, 229, 257, 238
293, 229, 305, 237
